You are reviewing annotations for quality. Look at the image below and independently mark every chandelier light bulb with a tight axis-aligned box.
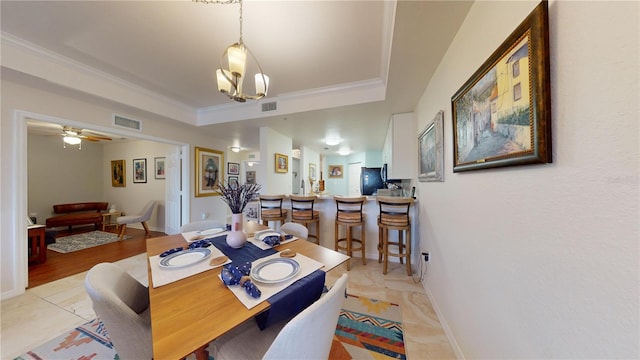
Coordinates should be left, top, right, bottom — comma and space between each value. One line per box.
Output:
196, 0, 269, 102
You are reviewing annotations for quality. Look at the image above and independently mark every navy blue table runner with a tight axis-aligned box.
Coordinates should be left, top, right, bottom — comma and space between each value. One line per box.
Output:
209, 234, 325, 330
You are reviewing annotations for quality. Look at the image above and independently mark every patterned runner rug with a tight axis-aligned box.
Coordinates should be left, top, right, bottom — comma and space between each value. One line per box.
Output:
332, 294, 405, 359
47, 231, 129, 253
15, 294, 404, 360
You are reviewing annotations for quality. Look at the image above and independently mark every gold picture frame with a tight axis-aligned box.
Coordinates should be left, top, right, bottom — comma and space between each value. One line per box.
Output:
275, 153, 288, 173
328, 165, 343, 178
452, 1, 551, 172
195, 146, 224, 197
111, 160, 126, 187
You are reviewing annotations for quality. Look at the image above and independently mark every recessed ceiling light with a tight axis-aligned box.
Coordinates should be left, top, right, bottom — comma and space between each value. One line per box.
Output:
325, 137, 341, 146
338, 147, 350, 156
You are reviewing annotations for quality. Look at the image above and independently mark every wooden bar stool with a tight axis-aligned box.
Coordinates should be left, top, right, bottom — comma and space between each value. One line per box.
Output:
334, 196, 366, 270
290, 195, 320, 244
259, 195, 288, 229
377, 196, 414, 275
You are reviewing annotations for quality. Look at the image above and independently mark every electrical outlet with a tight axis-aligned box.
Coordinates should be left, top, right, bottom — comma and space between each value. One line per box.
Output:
422, 252, 429, 262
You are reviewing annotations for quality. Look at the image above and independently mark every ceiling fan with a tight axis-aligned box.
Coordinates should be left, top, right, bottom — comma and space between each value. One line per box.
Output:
61, 126, 112, 145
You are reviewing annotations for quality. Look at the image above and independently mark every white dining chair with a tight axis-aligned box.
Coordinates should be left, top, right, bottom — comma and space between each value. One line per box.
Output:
116, 200, 156, 240
179, 219, 226, 233
85, 262, 153, 360
211, 273, 348, 360
280, 221, 309, 241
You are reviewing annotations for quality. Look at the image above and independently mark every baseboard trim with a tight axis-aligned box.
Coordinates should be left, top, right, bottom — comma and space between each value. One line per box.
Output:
424, 281, 466, 359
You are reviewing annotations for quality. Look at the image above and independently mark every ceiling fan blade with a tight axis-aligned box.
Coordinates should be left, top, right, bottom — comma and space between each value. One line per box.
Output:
83, 134, 112, 141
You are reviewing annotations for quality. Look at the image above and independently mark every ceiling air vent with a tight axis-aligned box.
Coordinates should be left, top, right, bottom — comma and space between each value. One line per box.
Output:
261, 102, 277, 112
113, 115, 142, 132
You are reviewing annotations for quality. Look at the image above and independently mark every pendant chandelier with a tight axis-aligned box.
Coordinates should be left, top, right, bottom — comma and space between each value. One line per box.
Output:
194, 0, 269, 102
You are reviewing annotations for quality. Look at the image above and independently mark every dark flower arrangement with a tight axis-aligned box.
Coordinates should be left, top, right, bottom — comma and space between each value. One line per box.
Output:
216, 180, 261, 214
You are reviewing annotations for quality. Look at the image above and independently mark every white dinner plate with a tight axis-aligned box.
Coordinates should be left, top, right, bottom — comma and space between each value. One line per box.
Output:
250, 258, 300, 284
159, 248, 211, 268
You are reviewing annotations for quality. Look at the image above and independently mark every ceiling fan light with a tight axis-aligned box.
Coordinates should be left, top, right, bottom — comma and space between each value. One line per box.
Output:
63, 135, 81, 145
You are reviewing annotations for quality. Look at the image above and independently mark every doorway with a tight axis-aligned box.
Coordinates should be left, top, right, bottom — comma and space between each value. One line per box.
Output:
19, 111, 188, 288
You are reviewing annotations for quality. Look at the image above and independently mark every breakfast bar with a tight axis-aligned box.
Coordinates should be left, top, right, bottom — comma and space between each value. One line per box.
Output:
275, 194, 419, 264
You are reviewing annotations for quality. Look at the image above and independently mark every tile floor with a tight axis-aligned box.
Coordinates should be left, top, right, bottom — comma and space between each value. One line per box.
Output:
1, 254, 455, 359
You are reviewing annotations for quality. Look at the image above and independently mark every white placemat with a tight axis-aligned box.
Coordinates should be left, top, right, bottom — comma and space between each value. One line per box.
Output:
149, 246, 231, 288
181, 228, 228, 242
223, 250, 324, 309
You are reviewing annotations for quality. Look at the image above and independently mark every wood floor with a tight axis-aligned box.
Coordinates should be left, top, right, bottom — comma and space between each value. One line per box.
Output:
27, 226, 166, 288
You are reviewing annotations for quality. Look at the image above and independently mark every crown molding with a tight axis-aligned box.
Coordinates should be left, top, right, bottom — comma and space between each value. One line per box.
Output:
1, 32, 197, 125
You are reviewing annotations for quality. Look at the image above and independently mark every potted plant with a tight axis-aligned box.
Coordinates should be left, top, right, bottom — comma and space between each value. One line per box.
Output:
217, 180, 261, 248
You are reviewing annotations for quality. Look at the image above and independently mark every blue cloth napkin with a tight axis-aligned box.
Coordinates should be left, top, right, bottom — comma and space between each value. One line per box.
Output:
210, 234, 325, 330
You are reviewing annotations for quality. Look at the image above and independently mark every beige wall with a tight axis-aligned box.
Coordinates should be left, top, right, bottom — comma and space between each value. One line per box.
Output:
28, 134, 104, 224
415, 0, 638, 358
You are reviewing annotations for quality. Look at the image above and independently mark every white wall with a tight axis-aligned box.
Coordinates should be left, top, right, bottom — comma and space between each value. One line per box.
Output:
415, 1, 639, 358
260, 127, 293, 195
102, 140, 174, 231
300, 145, 319, 192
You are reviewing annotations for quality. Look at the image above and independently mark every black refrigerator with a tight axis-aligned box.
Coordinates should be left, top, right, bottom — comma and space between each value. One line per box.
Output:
360, 167, 384, 195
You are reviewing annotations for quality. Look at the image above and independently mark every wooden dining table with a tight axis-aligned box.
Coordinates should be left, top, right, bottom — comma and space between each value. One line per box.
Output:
146, 221, 349, 360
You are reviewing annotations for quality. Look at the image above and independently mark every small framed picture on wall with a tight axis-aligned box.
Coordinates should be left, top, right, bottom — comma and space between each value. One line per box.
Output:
228, 162, 240, 175
133, 158, 147, 183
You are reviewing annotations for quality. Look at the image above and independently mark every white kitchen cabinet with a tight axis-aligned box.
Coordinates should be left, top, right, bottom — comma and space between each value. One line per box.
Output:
383, 112, 415, 179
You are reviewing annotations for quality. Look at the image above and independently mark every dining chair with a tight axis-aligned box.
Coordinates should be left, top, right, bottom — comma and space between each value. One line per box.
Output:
280, 222, 309, 240
179, 219, 226, 233
116, 200, 156, 240
84, 262, 152, 359
212, 273, 348, 360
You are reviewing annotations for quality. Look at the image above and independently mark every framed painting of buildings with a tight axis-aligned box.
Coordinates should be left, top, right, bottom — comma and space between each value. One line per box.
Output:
451, 1, 551, 172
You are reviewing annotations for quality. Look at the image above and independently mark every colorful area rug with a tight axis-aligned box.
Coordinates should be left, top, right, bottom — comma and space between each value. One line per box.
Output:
331, 294, 406, 359
15, 295, 404, 360
47, 231, 129, 253
14, 318, 117, 360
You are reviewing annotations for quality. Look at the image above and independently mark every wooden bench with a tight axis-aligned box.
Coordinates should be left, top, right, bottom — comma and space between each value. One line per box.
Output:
45, 202, 109, 230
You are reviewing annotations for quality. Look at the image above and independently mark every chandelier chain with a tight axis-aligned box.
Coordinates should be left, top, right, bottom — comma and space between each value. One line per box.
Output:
238, 0, 243, 44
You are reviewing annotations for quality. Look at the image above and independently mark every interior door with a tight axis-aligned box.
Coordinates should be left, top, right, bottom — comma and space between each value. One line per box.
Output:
348, 162, 362, 196
164, 145, 185, 235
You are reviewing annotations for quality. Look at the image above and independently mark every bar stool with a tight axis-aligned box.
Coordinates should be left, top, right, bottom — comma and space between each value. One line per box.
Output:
290, 195, 320, 244
334, 196, 366, 270
259, 195, 288, 229
377, 196, 414, 275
